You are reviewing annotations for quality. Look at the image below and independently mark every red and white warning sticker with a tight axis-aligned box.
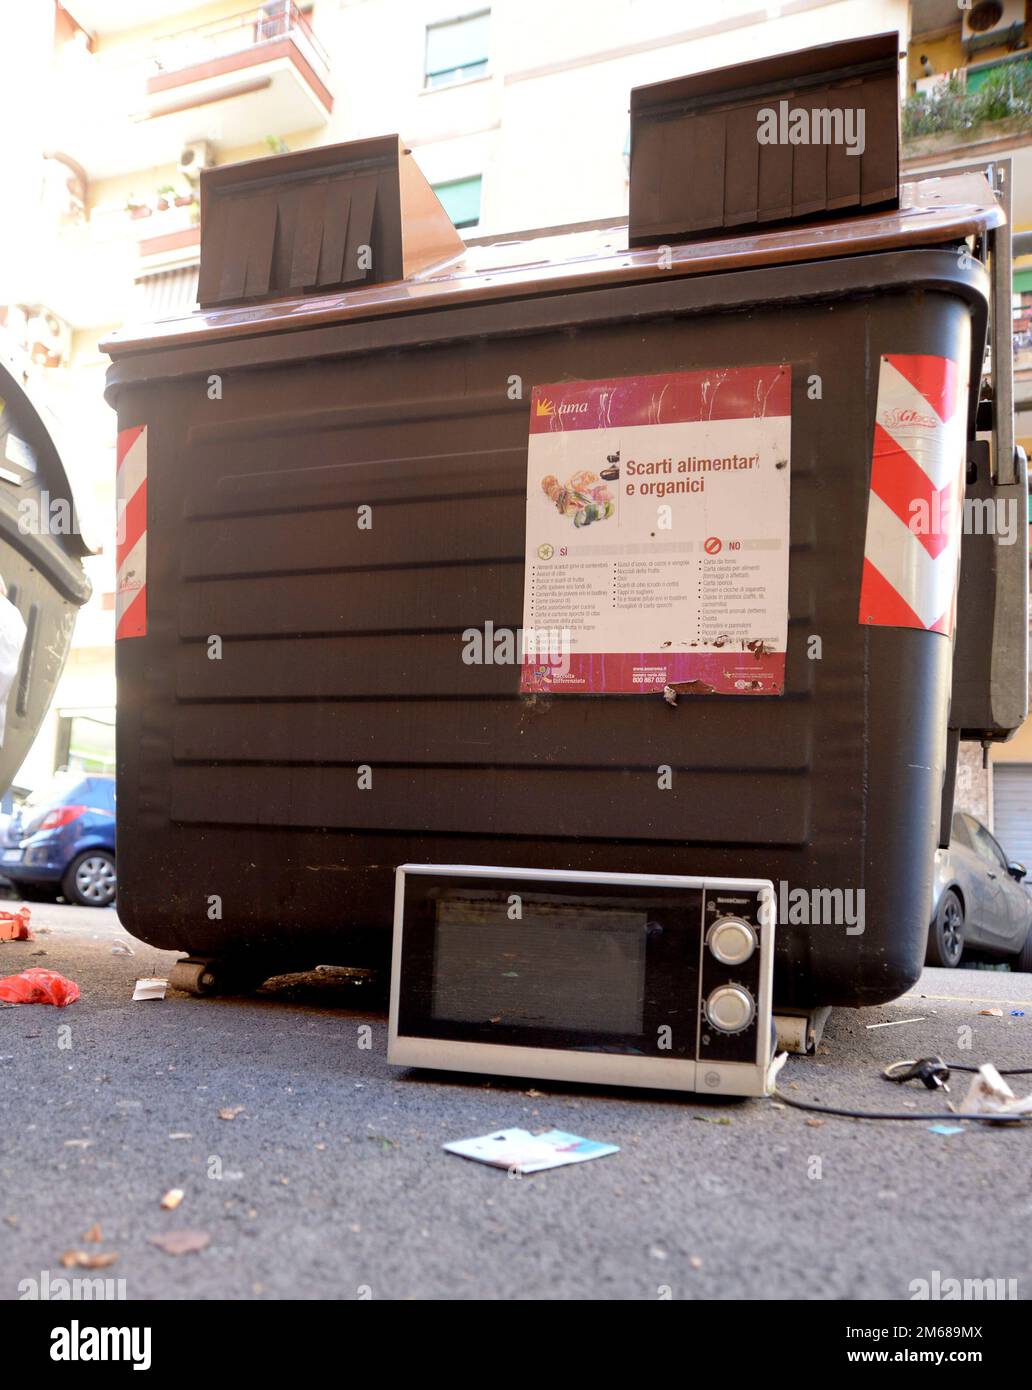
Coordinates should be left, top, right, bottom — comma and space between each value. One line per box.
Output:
859, 354, 967, 636
115, 424, 147, 641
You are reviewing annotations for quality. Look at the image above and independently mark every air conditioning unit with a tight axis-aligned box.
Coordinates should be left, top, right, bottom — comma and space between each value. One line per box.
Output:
962, 0, 1025, 53
178, 140, 215, 181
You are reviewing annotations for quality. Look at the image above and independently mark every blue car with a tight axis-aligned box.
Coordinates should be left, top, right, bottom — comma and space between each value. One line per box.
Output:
0, 771, 116, 908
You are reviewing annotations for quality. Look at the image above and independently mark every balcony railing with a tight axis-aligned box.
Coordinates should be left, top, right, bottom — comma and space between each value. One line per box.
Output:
146, 2, 330, 85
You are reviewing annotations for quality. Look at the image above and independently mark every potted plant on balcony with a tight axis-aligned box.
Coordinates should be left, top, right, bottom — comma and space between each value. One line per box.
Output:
173, 187, 196, 209
155, 184, 176, 212
125, 196, 151, 220
903, 64, 1032, 153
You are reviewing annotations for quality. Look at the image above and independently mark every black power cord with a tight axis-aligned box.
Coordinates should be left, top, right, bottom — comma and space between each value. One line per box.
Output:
935, 1063, 1032, 1075
771, 1056, 1032, 1123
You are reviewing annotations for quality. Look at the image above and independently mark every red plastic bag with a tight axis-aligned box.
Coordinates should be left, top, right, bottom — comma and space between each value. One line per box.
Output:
0, 906, 32, 941
0, 968, 79, 1006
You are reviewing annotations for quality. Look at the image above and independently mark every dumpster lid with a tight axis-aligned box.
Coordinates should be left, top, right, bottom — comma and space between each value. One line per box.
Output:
628, 32, 901, 245
196, 135, 466, 308
103, 169, 1002, 363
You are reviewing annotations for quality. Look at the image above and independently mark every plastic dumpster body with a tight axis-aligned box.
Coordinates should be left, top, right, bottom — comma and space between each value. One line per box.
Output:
0, 364, 92, 792
103, 150, 1014, 1009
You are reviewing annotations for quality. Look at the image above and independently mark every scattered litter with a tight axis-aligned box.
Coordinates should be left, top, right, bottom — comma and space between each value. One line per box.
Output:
160, 1189, 185, 1211
1010, 1010, 1025, 1018
111, 943, 134, 956
866, 1017, 926, 1029
63, 1139, 92, 1149
692, 1114, 732, 1125
0, 968, 79, 1007
217, 1106, 244, 1121
148, 1229, 210, 1256
928, 1124, 965, 1136
132, 977, 167, 1002
978, 1008, 1004, 1018
958, 1063, 1032, 1120
525, 1089, 545, 1098
60, 1250, 117, 1270
83, 1224, 102, 1244
0, 907, 32, 941
690, 1256, 703, 1270
168, 1132, 192, 1141
805, 1117, 825, 1128
444, 1128, 619, 1174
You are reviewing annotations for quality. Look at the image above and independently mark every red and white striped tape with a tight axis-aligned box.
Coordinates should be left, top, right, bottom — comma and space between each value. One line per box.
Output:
115, 424, 147, 641
858, 353, 967, 636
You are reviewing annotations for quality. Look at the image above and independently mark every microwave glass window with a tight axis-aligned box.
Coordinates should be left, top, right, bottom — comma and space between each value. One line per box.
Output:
432, 895, 648, 1035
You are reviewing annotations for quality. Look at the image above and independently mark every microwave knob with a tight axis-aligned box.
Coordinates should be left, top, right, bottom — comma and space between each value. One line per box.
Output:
707, 916, 757, 966
705, 985, 755, 1035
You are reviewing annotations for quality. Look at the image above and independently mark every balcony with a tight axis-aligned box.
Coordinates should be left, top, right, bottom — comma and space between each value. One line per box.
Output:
902, 61, 1032, 231
144, 4, 332, 118
903, 67, 1032, 159
50, 3, 333, 181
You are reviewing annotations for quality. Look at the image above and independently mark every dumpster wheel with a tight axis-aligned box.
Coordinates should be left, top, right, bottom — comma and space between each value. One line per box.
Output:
169, 959, 269, 997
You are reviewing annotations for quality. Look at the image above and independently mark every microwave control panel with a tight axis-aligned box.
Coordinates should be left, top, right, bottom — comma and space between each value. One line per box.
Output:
698, 889, 769, 1065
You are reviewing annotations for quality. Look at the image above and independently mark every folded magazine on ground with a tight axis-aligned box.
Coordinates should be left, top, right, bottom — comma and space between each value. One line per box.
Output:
444, 1128, 619, 1174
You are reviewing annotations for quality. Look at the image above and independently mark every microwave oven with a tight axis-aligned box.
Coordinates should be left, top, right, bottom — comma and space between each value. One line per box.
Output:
388, 864, 777, 1097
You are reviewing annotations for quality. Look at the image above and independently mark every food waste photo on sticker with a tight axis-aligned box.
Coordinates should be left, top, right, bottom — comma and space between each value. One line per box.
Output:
539, 451, 620, 528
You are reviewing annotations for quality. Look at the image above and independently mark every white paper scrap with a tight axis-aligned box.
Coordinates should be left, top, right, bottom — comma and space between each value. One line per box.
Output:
959, 1063, 1032, 1118
444, 1128, 618, 1174
132, 977, 167, 1002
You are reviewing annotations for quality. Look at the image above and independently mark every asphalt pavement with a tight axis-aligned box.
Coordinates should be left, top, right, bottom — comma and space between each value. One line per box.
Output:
1, 901, 1030, 1301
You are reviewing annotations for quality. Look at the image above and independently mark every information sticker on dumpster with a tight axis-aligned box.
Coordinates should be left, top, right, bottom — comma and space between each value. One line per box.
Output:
520, 366, 791, 695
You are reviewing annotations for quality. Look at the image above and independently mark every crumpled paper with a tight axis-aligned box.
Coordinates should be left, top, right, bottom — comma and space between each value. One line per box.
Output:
958, 1063, 1032, 1119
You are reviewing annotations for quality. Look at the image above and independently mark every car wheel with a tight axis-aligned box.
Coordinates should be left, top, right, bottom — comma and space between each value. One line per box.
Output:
1012, 928, 1032, 974
927, 888, 965, 968
62, 851, 116, 908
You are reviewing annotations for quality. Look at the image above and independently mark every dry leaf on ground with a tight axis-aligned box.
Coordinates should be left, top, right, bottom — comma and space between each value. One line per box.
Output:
149, 1230, 210, 1256
60, 1250, 117, 1269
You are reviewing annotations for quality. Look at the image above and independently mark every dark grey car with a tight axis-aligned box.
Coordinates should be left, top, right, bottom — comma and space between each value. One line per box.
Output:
929, 812, 1032, 970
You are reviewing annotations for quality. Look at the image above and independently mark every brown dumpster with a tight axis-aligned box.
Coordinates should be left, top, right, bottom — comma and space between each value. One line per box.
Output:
102, 45, 1025, 1008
